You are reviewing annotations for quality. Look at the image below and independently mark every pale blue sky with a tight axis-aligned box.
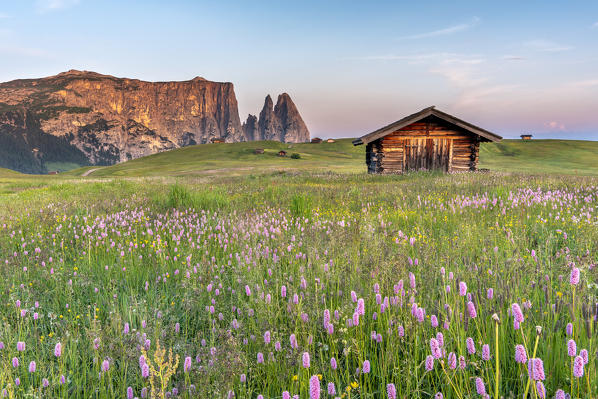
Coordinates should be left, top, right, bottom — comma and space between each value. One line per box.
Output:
1, 0, 598, 139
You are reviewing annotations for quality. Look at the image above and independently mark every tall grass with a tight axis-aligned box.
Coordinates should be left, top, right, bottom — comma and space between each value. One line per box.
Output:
290, 193, 312, 218
161, 183, 230, 211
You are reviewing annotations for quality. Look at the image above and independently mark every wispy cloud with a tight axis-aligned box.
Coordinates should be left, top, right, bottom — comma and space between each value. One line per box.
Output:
503, 55, 525, 61
455, 84, 520, 107
359, 52, 458, 63
0, 45, 50, 57
36, 0, 80, 12
424, 54, 521, 108
0, 13, 11, 19
544, 121, 566, 131
568, 79, 598, 88
524, 39, 572, 52
429, 57, 488, 88
399, 17, 480, 40
592, 21, 598, 29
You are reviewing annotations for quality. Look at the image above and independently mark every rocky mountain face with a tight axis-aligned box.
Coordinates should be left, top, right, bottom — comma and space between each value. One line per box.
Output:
0, 70, 310, 173
242, 93, 310, 143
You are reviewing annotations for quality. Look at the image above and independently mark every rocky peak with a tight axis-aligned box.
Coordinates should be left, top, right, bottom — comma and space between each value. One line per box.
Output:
274, 93, 310, 143
242, 114, 258, 141
257, 95, 281, 141
253, 93, 309, 143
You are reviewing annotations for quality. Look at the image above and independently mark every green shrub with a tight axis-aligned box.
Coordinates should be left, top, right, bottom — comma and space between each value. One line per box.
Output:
290, 153, 301, 159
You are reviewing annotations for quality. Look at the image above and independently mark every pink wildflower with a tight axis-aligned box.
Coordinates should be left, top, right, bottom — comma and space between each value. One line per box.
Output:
362, 360, 370, 373
511, 303, 524, 323
302, 352, 310, 368
466, 337, 476, 355
482, 344, 490, 361
567, 339, 577, 357
467, 301, 477, 318
309, 375, 320, 399
386, 383, 396, 399
570, 267, 580, 285
573, 355, 584, 378
536, 382, 545, 398
325, 382, 334, 395
475, 377, 486, 395
430, 338, 442, 359
425, 355, 434, 371
54, 342, 62, 357
448, 352, 457, 369
515, 345, 527, 364
527, 358, 545, 381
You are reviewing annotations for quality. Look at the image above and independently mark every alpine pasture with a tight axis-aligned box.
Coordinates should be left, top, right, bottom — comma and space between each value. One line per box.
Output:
0, 140, 597, 398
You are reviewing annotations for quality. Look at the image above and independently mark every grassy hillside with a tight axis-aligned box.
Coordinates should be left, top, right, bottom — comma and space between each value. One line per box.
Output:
31, 138, 598, 178
0, 167, 24, 178
68, 139, 365, 177
479, 139, 598, 175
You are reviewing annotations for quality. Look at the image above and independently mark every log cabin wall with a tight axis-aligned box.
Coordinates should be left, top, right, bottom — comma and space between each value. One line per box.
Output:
365, 116, 481, 174
365, 141, 384, 173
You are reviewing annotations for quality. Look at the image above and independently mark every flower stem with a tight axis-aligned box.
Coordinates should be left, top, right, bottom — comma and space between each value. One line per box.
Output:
494, 319, 500, 399
523, 334, 540, 399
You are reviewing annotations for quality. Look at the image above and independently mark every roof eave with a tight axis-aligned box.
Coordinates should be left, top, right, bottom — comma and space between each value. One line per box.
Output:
357, 107, 436, 145
355, 106, 502, 144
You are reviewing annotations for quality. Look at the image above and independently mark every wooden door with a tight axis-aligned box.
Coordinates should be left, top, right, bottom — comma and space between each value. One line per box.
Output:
403, 138, 451, 172
431, 138, 451, 172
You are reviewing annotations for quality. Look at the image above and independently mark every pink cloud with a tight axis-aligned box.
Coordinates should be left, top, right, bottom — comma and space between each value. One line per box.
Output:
544, 121, 566, 131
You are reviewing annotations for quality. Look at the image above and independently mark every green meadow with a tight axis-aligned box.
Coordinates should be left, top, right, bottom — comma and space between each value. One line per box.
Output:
0, 140, 596, 398
29, 139, 595, 178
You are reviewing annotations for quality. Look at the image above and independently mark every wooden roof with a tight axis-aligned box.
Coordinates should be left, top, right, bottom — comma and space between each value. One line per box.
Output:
352, 106, 502, 146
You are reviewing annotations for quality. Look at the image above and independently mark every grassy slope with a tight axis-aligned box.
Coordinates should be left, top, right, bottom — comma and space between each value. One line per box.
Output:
35, 138, 598, 178
0, 167, 24, 178
68, 139, 365, 177
479, 139, 598, 175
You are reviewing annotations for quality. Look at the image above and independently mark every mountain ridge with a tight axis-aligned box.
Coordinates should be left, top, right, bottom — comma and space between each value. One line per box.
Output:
0, 70, 310, 173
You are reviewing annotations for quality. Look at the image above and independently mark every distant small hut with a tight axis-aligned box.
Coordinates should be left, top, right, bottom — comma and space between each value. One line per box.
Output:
520, 134, 532, 140
48, 171, 59, 175
326, 138, 336, 143
278, 150, 287, 157
211, 138, 224, 143
311, 137, 322, 144
353, 106, 502, 174
254, 148, 264, 154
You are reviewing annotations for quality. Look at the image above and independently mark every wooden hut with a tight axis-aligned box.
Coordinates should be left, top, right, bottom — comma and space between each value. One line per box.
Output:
352, 106, 501, 174
311, 137, 322, 144
520, 134, 532, 140
326, 138, 336, 143
278, 150, 287, 157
